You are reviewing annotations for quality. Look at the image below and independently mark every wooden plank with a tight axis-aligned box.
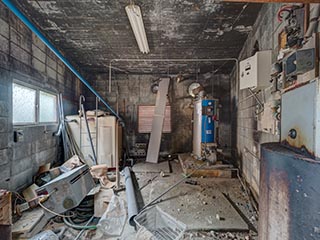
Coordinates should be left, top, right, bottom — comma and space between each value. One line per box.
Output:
146, 78, 170, 163
12, 208, 44, 234
178, 153, 236, 178
223, 0, 318, 3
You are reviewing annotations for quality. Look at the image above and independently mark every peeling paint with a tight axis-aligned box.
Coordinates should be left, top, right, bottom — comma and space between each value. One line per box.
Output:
28, 1, 63, 15
202, 0, 223, 13
234, 25, 253, 33
44, 19, 67, 33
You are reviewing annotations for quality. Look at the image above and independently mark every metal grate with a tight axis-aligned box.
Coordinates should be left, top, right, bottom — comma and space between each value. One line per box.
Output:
134, 206, 186, 240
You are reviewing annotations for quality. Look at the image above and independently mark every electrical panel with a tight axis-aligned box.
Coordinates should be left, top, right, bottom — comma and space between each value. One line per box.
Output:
283, 48, 315, 77
239, 50, 272, 91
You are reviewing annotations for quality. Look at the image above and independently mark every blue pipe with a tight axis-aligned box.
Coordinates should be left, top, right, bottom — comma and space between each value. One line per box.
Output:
2, 0, 122, 121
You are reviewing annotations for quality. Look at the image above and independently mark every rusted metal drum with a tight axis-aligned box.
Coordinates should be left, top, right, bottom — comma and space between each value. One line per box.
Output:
259, 143, 320, 240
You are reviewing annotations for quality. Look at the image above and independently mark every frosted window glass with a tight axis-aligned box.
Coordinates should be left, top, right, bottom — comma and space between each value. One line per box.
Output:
13, 83, 36, 124
39, 91, 57, 122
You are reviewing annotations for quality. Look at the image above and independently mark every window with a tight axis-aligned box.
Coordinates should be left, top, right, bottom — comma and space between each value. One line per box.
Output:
13, 82, 57, 125
39, 91, 57, 123
13, 83, 36, 124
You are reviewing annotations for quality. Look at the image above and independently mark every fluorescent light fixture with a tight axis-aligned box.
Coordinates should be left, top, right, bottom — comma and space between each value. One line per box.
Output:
125, 4, 150, 54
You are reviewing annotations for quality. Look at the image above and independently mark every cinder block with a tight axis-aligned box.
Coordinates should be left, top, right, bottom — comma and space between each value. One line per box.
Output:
0, 35, 9, 54
10, 28, 31, 52
0, 147, 12, 166
0, 132, 8, 149
32, 44, 46, 63
13, 142, 32, 161
10, 168, 34, 191
0, 117, 8, 132
47, 56, 57, 69
32, 58, 46, 73
46, 65, 56, 80
0, 163, 10, 182
35, 148, 57, 166
10, 45, 31, 66
32, 33, 45, 51
11, 156, 32, 175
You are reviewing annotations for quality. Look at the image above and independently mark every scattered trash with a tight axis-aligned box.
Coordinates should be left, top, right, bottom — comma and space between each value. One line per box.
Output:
185, 180, 197, 185
90, 164, 115, 188
96, 194, 127, 237
160, 171, 167, 177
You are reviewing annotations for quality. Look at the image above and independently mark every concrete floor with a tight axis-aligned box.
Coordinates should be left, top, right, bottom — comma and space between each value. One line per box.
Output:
114, 160, 258, 240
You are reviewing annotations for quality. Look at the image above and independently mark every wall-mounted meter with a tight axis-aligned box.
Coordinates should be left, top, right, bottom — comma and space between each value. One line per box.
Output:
239, 50, 272, 91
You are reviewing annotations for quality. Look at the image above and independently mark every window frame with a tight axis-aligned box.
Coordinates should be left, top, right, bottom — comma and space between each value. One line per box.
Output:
13, 80, 58, 126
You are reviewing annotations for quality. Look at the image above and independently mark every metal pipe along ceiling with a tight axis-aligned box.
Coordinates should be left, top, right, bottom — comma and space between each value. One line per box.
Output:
1, 0, 122, 122
109, 58, 239, 94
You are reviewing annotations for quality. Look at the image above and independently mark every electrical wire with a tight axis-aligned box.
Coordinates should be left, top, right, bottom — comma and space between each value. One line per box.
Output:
38, 202, 75, 218
63, 216, 96, 230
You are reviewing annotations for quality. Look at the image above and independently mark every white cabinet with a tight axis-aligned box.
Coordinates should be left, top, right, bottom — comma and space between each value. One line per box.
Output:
239, 50, 272, 90
66, 115, 122, 167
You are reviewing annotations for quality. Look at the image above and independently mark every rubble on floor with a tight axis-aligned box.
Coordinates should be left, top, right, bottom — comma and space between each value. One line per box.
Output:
2, 157, 259, 240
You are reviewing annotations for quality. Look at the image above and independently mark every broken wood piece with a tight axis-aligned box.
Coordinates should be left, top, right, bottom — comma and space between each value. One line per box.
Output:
0, 190, 12, 225
61, 155, 83, 171
22, 184, 39, 202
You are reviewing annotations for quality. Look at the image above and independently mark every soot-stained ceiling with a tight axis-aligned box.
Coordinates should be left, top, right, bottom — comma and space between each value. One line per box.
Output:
12, 0, 262, 75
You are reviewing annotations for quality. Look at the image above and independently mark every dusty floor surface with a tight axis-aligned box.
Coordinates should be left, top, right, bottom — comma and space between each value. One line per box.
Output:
36, 159, 258, 240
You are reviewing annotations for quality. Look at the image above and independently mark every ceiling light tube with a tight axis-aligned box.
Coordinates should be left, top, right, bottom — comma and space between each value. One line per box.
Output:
125, 4, 150, 54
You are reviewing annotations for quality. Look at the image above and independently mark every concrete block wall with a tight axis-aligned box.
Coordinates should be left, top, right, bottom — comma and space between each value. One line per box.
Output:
86, 73, 231, 155
0, 2, 81, 191
231, 3, 305, 196
231, 3, 284, 196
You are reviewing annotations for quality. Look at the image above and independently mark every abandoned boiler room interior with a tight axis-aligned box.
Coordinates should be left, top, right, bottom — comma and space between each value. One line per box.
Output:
1, 0, 320, 239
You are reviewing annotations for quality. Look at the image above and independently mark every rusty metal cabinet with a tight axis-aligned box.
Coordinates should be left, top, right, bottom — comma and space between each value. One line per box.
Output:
260, 143, 320, 240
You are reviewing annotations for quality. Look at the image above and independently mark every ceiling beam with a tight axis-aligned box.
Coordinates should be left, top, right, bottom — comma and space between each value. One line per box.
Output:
223, 0, 319, 3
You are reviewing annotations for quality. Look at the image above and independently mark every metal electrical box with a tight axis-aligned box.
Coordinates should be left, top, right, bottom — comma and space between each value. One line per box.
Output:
239, 50, 272, 90
281, 78, 320, 159
36, 165, 95, 215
